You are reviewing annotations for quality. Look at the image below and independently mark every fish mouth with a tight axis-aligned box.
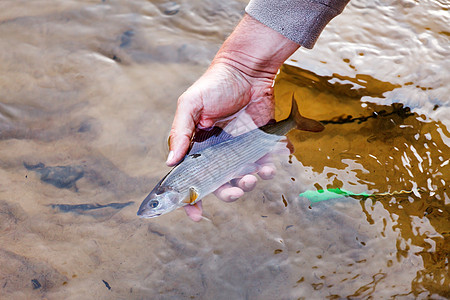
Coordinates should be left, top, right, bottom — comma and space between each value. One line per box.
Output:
137, 211, 161, 218
137, 203, 156, 218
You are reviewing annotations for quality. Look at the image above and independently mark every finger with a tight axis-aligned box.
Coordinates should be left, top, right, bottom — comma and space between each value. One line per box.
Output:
271, 140, 292, 155
167, 96, 201, 166
214, 183, 244, 202
232, 174, 257, 192
255, 154, 276, 180
255, 154, 273, 165
183, 201, 203, 222
258, 163, 276, 180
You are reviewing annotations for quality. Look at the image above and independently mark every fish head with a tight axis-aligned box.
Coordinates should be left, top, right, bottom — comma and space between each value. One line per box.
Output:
137, 186, 183, 218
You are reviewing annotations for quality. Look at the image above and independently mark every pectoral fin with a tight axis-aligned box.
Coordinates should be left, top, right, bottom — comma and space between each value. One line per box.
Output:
188, 126, 234, 155
187, 187, 199, 204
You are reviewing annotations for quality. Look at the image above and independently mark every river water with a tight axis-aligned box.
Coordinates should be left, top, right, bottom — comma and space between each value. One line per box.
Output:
0, 0, 448, 299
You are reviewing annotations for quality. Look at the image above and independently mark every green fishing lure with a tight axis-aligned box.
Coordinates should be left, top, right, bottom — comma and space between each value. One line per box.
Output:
299, 188, 415, 203
299, 188, 370, 203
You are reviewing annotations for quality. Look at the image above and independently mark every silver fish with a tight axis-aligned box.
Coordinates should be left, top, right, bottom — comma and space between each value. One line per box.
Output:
137, 96, 324, 218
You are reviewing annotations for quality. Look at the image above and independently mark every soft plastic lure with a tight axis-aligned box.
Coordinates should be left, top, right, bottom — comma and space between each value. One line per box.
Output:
299, 188, 416, 203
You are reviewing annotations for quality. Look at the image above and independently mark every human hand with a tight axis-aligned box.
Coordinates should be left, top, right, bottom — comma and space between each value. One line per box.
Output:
167, 60, 275, 165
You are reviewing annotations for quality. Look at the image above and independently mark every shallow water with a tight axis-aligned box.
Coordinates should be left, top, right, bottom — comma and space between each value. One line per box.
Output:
0, 0, 448, 299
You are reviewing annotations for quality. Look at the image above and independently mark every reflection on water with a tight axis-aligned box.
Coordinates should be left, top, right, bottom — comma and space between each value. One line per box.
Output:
276, 64, 449, 298
0, 0, 448, 299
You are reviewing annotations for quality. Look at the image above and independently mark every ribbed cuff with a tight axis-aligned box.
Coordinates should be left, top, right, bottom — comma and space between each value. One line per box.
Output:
245, 0, 349, 49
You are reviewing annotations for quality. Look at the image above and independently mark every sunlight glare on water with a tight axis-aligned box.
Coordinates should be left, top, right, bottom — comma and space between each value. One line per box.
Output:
0, 0, 448, 299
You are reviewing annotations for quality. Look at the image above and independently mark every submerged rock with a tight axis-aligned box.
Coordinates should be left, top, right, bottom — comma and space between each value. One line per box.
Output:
24, 162, 84, 190
0, 249, 67, 294
158, 1, 180, 15
0, 200, 27, 231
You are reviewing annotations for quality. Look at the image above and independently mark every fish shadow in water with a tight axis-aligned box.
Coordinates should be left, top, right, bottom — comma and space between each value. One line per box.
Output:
50, 201, 134, 214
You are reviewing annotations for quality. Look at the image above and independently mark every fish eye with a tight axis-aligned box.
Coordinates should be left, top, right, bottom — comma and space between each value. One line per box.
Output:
149, 200, 159, 208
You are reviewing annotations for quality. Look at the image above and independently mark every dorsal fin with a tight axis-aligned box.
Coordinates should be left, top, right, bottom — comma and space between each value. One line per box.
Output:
289, 96, 324, 132
188, 126, 234, 154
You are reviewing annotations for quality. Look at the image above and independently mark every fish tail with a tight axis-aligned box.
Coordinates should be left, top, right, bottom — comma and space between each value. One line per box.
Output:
289, 95, 324, 132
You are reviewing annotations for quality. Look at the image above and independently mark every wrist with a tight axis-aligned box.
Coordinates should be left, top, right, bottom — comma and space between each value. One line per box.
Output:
212, 14, 299, 79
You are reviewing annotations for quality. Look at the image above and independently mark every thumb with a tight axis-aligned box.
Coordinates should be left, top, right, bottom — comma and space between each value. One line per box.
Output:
167, 98, 200, 166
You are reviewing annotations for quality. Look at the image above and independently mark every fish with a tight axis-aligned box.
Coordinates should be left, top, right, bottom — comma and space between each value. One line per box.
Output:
137, 96, 324, 218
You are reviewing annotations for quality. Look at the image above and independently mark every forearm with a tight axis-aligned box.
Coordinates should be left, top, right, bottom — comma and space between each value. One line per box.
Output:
210, 0, 350, 80
212, 14, 300, 80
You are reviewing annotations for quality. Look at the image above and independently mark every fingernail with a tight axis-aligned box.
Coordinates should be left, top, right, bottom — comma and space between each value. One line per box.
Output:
229, 195, 239, 201
166, 151, 174, 164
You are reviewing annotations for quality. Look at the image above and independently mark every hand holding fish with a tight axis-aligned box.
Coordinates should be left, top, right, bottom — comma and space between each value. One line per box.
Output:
138, 15, 325, 221
138, 93, 324, 220
167, 14, 300, 165
165, 15, 300, 221
169, 61, 278, 221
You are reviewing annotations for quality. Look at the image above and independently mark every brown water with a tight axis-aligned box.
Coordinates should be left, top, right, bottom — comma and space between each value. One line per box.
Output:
0, 0, 448, 299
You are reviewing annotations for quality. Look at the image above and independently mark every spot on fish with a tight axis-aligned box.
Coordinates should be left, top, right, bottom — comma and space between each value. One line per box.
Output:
189, 153, 201, 159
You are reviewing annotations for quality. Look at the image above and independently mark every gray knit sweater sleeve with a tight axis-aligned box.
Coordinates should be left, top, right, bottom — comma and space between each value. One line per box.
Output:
245, 0, 349, 49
